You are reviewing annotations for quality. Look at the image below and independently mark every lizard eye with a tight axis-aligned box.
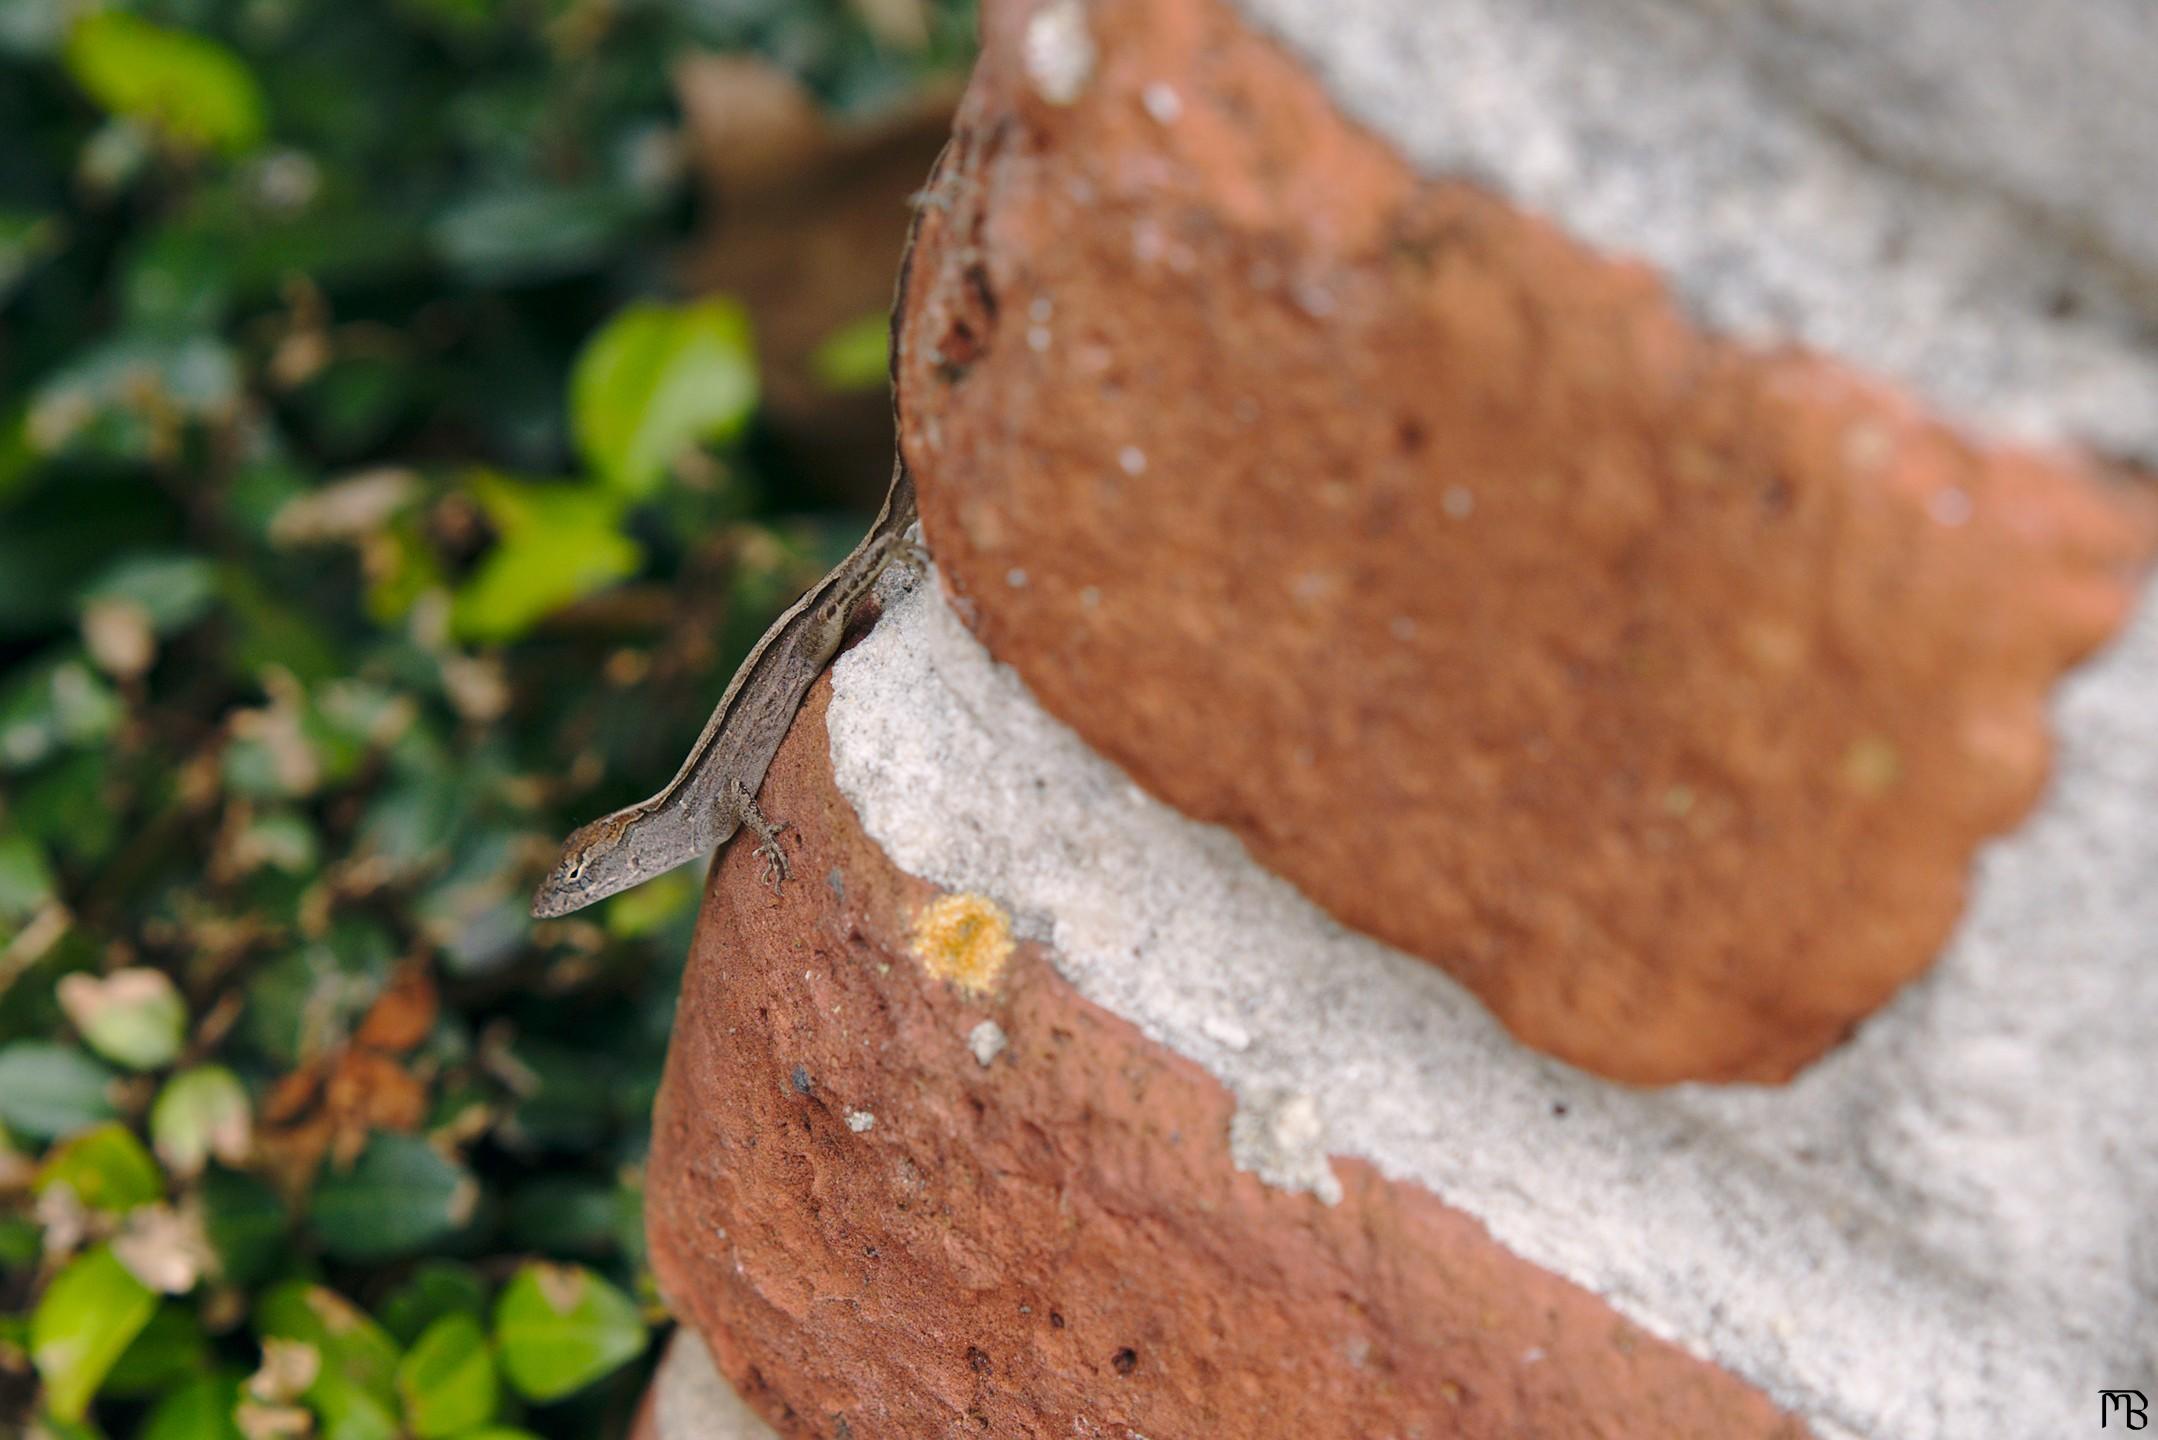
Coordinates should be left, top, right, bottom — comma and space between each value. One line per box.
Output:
565, 858, 584, 881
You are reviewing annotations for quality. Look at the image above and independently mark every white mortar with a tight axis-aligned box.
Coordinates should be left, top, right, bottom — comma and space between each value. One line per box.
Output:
651, 1329, 779, 1440
1225, 0, 2158, 465
828, 568, 2158, 1440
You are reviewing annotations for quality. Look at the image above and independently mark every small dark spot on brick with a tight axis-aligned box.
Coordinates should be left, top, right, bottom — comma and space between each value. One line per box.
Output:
864, 1245, 879, 1259
1397, 417, 1426, 454
833, 1419, 852, 1440
967, 1346, 992, 1374
792, 1065, 813, 1095
1551, 1101, 1568, 1118
1112, 1347, 1137, 1375
1049, 1311, 1065, 1329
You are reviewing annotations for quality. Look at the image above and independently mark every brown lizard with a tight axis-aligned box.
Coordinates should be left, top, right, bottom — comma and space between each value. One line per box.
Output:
529, 460, 917, 917
531, 139, 956, 919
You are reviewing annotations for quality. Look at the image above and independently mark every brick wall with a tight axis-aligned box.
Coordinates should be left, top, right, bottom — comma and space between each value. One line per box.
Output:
636, 0, 2158, 1435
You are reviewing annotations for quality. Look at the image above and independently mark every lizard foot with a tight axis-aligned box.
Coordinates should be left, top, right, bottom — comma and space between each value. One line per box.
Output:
754, 825, 792, 894
732, 780, 792, 895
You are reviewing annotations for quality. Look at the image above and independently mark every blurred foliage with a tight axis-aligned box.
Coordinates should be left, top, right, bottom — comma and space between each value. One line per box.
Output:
0, 0, 973, 1434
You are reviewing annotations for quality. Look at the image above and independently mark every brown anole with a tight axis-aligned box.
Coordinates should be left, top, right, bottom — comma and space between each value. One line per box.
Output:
529, 461, 918, 917
532, 140, 957, 919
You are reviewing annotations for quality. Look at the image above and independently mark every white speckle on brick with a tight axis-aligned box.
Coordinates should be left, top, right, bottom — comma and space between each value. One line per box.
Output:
1118, 445, 1148, 476
1441, 485, 1475, 518
968, 1020, 1008, 1067
1230, 1090, 1342, 1203
1927, 487, 1974, 527
1022, 0, 1095, 106
1006, 567, 1028, 589
1142, 82, 1184, 124
846, 1110, 876, 1133
1028, 325, 1052, 353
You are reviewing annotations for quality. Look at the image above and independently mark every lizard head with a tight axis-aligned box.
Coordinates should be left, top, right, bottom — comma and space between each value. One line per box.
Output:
529, 812, 641, 919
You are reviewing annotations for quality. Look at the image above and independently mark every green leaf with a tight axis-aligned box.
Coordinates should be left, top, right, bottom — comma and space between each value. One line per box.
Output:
378, 1262, 489, 1347
140, 1374, 245, 1440
0, 829, 58, 926
571, 298, 758, 497
11, 752, 119, 868
58, 968, 188, 1071
0, 1215, 42, 1266
150, 1067, 252, 1178
198, 1167, 287, 1286
449, 474, 639, 643
256, 1283, 401, 1428
79, 555, 217, 635
809, 310, 893, 392
430, 186, 649, 284
0, 654, 123, 772
503, 1179, 621, 1258
492, 1263, 646, 1403
0, 210, 64, 305
602, 867, 699, 939
26, 334, 242, 461
35, 1122, 164, 1214
397, 1313, 498, 1438
311, 1133, 475, 1261
64, 13, 265, 154
101, 1301, 208, 1397
30, 1245, 159, 1422
0, 1042, 119, 1141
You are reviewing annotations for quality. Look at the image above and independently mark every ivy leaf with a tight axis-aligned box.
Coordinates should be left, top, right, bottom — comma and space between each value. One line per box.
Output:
63, 12, 266, 154
79, 554, 218, 634
0, 829, 57, 926
378, 1262, 489, 1347
0, 653, 123, 772
198, 1167, 287, 1287
0, 1042, 119, 1141
140, 1374, 246, 1440
570, 298, 757, 497
34, 1122, 165, 1213
57, 968, 188, 1070
150, 1066, 254, 1178
396, 1312, 499, 1438
430, 185, 650, 285
256, 1283, 402, 1439
449, 474, 639, 644
102, 1301, 210, 1398
809, 311, 892, 392
492, 1263, 647, 1403
311, 1133, 477, 1261
30, 1244, 159, 1421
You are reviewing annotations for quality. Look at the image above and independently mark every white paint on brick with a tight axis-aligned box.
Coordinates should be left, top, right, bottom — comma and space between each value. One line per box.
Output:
1225, 0, 2158, 464
829, 570, 2158, 1440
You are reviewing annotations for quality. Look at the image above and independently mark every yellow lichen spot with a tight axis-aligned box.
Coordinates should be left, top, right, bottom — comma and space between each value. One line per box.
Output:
1841, 735, 1902, 796
909, 892, 1014, 995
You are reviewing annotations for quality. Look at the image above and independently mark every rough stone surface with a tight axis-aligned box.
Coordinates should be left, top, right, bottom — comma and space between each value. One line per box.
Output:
643, 678, 1810, 1440
893, 0, 2158, 1082
822, 568, 2158, 1439
1235, 0, 2158, 464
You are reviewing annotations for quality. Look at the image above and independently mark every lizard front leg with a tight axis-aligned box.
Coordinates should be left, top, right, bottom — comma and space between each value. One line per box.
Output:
730, 777, 791, 893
